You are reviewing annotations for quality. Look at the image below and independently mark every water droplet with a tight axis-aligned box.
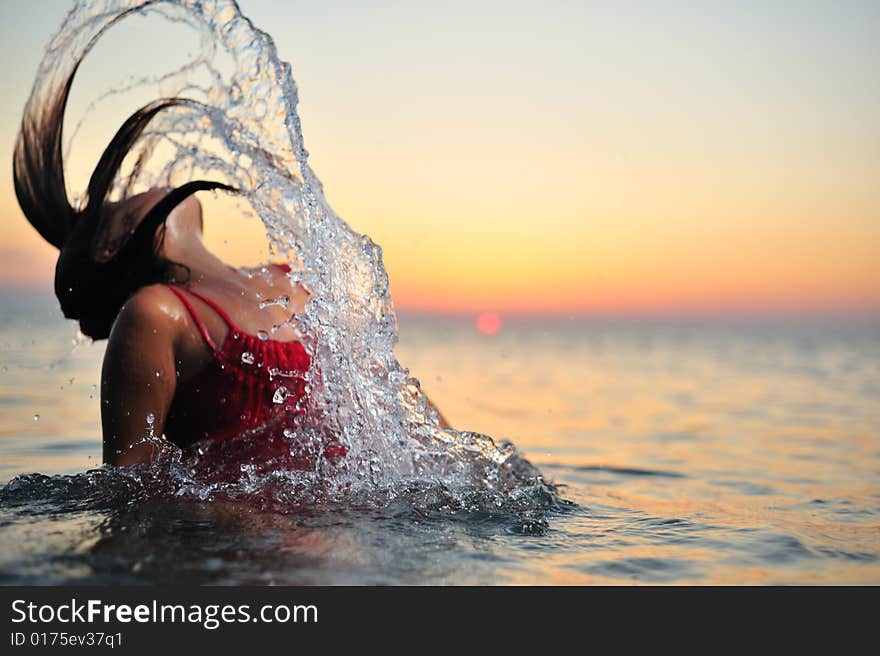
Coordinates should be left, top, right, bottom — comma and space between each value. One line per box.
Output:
283, 428, 296, 439
155, 371, 161, 378
241, 351, 255, 364
145, 412, 156, 439
257, 330, 270, 341
273, 386, 289, 404
259, 294, 290, 310
33, 414, 39, 422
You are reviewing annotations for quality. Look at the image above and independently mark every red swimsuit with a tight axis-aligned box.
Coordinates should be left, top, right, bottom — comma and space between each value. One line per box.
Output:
163, 272, 346, 477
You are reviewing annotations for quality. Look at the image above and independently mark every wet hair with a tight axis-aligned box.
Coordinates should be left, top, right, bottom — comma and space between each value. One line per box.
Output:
13, 62, 233, 340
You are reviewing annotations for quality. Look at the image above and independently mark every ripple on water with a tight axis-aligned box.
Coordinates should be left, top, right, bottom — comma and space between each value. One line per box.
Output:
577, 556, 704, 583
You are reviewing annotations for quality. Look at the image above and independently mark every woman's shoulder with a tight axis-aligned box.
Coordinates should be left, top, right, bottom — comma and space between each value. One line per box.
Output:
112, 284, 188, 338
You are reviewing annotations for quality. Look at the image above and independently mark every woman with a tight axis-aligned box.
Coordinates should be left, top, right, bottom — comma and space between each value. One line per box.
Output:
13, 66, 450, 470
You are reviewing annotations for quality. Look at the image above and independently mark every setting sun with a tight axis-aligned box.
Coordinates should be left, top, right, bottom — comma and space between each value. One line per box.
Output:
475, 312, 502, 335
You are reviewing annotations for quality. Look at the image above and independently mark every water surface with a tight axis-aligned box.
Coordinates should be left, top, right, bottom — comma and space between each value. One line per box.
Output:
2, 292, 878, 584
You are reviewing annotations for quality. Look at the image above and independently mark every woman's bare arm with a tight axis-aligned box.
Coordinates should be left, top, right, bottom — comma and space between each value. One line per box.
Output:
101, 286, 179, 465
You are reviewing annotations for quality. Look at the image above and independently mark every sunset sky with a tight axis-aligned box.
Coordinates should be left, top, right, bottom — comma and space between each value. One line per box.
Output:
0, 1, 877, 317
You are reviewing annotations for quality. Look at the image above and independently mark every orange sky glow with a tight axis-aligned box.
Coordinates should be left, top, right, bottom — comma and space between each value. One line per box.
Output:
0, 2, 878, 318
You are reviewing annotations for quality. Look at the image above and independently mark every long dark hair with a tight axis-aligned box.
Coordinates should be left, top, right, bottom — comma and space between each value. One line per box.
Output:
13, 62, 232, 339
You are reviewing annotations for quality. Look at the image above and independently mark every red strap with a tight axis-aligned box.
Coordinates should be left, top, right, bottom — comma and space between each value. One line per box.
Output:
164, 286, 221, 352
177, 287, 238, 329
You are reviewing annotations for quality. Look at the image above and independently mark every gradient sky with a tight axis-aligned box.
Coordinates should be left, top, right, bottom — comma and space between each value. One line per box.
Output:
0, 1, 877, 316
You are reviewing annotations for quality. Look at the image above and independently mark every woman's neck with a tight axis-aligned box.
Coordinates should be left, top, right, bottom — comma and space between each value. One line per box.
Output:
162, 231, 235, 287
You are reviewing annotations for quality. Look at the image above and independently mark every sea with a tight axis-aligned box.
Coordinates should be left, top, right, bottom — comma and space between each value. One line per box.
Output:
1, 290, 877, 584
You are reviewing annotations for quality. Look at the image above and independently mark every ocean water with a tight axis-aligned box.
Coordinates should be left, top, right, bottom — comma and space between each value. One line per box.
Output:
1, 290, 878, 585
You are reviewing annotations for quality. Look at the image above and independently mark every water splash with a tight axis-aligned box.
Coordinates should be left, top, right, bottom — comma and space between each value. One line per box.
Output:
8, 0, 557, 516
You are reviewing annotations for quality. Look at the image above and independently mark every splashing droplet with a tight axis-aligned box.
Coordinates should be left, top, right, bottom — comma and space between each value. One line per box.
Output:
257, 330, 270, 341
259, 294, 290, 310
273, 386, 289, 404
241, 351, 255, 364
32, 414, 40, 422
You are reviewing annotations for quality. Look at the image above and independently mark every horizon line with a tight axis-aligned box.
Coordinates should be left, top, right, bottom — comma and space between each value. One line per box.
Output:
1, 283, 878, 324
